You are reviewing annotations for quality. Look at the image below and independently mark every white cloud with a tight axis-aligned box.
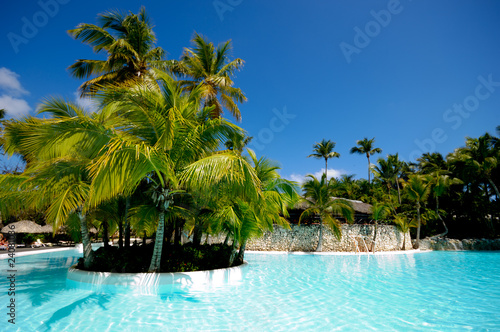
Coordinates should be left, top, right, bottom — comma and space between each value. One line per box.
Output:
289, 168, 347, 184
0, 95, 32, 118
0, 68, 32, 118
73, 91, 99, 113
0, 67, 29, 97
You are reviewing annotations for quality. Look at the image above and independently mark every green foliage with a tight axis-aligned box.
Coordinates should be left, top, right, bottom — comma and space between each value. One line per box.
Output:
300, 174, 354, 241
78, 243, 235, 273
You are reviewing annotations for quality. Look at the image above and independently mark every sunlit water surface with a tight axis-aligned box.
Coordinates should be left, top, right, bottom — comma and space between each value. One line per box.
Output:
1, 250, 499, 331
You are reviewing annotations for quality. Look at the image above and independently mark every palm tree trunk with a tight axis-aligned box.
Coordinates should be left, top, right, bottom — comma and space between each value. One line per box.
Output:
193, 217, 203, 246
78, 211, 95, 269
118, 219, 123, 249
174, 218, 184, 247
396, 178, 402, 204
430, 196, 448, 239
102, 220, 109, 249
415, 202, 421, 249
316, 219, 323, 252
488, 178, 500, 200
143, 231, 147, 247
124, 196, 131, 248
236, 240, 246, 264
228, 238, 238, 266
223, 233, 230, 246
325, 158, 328, 180
402, 231, 406, 250
372, 220, 377, 253
148, 210, 166, 272
367, 154, 371, 184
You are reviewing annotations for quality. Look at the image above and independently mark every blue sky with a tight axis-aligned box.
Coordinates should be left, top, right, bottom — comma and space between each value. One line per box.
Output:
1, 0, 499, 182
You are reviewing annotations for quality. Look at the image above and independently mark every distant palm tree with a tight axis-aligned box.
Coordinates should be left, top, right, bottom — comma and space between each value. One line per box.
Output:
370, 202, 391, 253
393, 214, 416, 250
404, 174, 431, 249
0, 109, 5, 119
350, 137, 382, 184
68, 7, 166, 96
170, 33, 247, 121
454, 133, 499, 198
418, 152, 461, 238
300, 174, 353, 251
373, 154, 405, 204
308, 139, 340, 180
388, 154, 406, 204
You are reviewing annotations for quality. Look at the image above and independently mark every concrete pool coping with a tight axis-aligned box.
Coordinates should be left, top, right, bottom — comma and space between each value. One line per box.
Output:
245, 249, 431, 255
67, 262, 248, 288
0, 246, 74, 259
0, 247, 431, 260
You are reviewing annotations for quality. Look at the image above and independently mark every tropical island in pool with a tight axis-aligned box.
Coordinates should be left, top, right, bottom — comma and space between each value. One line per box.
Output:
0, 7, 498, 274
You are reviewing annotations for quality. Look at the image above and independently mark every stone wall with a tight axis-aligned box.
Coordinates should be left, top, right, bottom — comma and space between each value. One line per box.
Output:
203, 224, 412, 252
418, 237, 500, 251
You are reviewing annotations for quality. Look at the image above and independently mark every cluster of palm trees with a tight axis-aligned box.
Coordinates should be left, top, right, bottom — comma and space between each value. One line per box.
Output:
306, 130, 500, 249
0, 8, 299, 272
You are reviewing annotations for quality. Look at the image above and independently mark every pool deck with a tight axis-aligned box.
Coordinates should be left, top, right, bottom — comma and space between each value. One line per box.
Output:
0, 245, 75, 259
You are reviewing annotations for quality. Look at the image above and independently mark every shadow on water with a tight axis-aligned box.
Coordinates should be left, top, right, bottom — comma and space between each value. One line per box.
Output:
9, 256, 81, 307
37, 293, 112, 331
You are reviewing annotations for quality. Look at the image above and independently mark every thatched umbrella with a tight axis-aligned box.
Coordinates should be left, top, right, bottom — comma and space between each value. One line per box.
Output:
40, 224, 54, 233
1, 220, 44, 233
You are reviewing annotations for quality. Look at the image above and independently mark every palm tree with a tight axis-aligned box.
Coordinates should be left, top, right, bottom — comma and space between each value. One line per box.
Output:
373, 157, 396, 194
451, 133, 499, 199
68, 7, 166, 96
350, 137, 382, 184
331, 174, 359, 200
89, 75, 257, 272
404, 174, 431, 249
393, 214, 417, 250
373, 154, 405, 204
370, 202, 391, 253
300, 174, 353, 251
235, 149, 299, 262
170, 33, 247, 121
418, 152, 461, 238
388, 154, 406, 204
0, 99, 116, 267
308, 139, 340, 180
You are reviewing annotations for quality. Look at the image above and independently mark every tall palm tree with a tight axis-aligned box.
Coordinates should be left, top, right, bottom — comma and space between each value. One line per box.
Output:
373, 154, 405, 204
404, 174, 431, 249
350, 137, 382, 184
300, 174, 353, 252
68, 7, 166, 96
170, 33, 247, 121
388, 154, 406, 204
308, 139, 340, 180
372, 157, 396, 196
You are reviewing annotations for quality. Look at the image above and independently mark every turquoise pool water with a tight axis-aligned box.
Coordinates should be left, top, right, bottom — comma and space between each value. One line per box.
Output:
1, 250, 499, 331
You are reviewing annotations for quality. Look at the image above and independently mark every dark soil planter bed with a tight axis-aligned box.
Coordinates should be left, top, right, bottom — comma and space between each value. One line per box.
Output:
77, 243, 241, 273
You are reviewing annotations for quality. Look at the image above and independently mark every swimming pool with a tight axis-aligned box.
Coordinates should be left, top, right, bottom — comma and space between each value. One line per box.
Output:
1, 249, 499, 331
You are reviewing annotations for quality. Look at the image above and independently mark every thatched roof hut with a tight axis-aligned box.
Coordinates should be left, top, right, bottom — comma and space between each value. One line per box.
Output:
289, 198, 373, 224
